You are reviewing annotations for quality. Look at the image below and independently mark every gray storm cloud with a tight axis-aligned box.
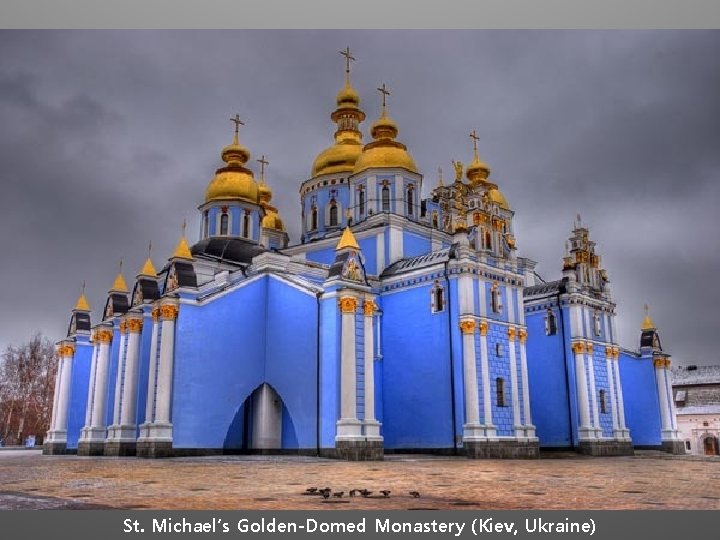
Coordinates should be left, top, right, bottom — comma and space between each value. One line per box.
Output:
0, 30, 717, 364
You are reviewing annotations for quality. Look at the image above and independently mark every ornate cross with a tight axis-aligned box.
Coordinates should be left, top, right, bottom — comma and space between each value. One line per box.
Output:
230, 114, 244, 136
377, 83, 390, 111
339, 47, 355, 80
469, 129, 480, 154
257, 154, 269, 180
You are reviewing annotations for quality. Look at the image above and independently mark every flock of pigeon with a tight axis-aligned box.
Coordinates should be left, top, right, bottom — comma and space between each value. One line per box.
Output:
303, 486, 421, 499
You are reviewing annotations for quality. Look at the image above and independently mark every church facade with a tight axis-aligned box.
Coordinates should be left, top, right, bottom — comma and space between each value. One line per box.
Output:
44, 53, 683, 459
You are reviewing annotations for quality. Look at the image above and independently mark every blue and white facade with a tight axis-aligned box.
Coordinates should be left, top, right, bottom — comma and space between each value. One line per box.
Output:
44, 66, 681, 459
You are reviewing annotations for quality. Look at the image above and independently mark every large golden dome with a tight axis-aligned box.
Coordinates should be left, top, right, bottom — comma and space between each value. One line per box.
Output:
353, 112, 417, 175
312, 139, 364, 177
205, 132, 259, 204
486, 183, 510, 210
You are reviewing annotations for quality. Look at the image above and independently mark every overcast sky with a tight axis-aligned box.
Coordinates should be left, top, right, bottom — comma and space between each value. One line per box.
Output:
0, 30, 717, 365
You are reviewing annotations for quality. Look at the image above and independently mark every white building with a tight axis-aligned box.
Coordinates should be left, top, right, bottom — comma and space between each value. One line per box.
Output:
673, 365, 720, 456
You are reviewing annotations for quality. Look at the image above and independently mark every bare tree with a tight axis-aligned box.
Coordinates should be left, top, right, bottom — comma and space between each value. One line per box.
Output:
0, 334, 57, 445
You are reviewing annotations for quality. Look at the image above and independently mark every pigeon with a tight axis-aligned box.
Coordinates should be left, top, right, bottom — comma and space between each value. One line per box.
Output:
333, 491, 344, 498
349, 489, 360, 497
360, 489, 372, 497
321, 490, 331, 499
304, 487, 318, 494
381, 490, 391, 497
409, 491, 421, 498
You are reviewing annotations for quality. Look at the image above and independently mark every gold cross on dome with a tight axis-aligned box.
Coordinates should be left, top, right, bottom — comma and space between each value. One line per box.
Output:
469, 130, 480, 154
230, 114, 244, 136
257, 154, 269, 180
339, 47, 355, 80
377, 83, 391, 111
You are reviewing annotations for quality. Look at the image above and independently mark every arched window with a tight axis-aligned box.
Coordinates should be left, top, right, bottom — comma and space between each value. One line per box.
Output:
496, 377, 506, 407
495, 342, 503, 357
311, 206, 318, 230
220, 212, 229, 235
491, 283, 502, 313
485, 230, 492, 250
381, 184, 390, 211
545, 309, 557, 335
473, 212, 481, 225
203, 210, 209, 238
431, 281, 444, 313
329, 202, 338, 227
599, 389, 607, 414
432, 211, 439, 229
242, 212, 250, 238
358, 188, 365, 216
406, 186, 414, 215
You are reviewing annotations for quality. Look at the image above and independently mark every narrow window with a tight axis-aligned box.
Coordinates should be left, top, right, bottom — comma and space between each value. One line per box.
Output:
406, 186, 413, 215
329, 202, 338, 226
358, 188, 365, 215
496, 342, 503, 357
311, 207, 318, 230
203, 210, 209, 238
242, 213, 250, 238
382, 184, 390, 211
431, 281, 444, 313
545, 309, 557, 335
220, 212, 229, 235
685, 441, 691, 451
485, 230, 492, 250
496, 377, 506, 407
432, 211, 439, 229
599, 389, 607, 414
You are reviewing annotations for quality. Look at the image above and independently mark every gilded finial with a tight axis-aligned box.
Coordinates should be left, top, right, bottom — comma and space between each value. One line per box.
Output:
377, 83, 390, 115
74, 281, 91, 311
336, 226, 360, 251
641, 304, 656, 331
469, 130, 480, 158
339, 46, 355, 84
111, 259, 129, 293
172, 220, 193, 260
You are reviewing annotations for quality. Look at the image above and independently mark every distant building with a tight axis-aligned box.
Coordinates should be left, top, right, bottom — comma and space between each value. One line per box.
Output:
673, 365, 720, 456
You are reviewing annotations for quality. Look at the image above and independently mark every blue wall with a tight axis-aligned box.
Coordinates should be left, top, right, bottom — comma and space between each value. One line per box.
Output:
619, 353, 662, 447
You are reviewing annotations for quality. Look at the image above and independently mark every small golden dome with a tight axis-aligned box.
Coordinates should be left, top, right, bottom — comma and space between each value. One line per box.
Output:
258, 179, 272, 202
466, 154, 491, 185
205, 128, 259, 204
336, 81, 360, 109
353, 113, 417, 175
486, 184, 510, 210
261, 210, 285, 231
312, 140, 363, 177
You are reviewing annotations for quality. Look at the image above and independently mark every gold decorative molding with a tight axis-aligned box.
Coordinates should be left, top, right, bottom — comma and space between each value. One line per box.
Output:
518, 329, 527, 343
459, 319, 476, 335
57, 344, 75, 358
338, 296, 358, 314
363, 299, 376, 316
571, 341, 585, 354
653, 357, 671, 369
507, 327, 517, 341
586, 342, 594, 354
96, 329, 114, 344
160, 304, 179, 321
152, 307, 161, 322
119, 320, 127, 334
478, 321, 488, 336
126, 318, 143, 334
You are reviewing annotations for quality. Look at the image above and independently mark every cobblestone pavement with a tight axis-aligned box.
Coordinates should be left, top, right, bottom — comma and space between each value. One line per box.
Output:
0, 450, 718, 510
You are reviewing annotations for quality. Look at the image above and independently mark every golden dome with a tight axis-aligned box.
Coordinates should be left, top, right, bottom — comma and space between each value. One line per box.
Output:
261, 210, 285, 231
466, 154, 491, 185
312, 141, 364, 176
205, 130, 259, 204
336, 81, 360, 109
353, 113, 417, 175
486, 184, 510, 210
258, 179, 272, 202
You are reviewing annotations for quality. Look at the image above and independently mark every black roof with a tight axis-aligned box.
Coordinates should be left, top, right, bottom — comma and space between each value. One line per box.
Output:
524, 279, 566, 297
380, 246, 455, 278
191, 237, 266, 265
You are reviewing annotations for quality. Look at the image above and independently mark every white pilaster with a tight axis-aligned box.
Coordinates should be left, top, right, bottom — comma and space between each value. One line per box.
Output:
573, 342, 594, 440
478, 322, 497, 438
367, 176, 377, 214
83, 342, 99, 429
47, 343, 74, 442
478, 281, 487, 317
460, 319, 482, 439
363, 298, 381, 439
389, 225, 403, 264
336, 295, 362, 440
605, 351, 619, 433
394, 174, 403, 215
376, 231, 385, 274
116, 317, 143, 439
80, 326, 113, 443
459, 274, 473, 315
143, 312, 160, 426
612, 348, 628, 432
110, 325, 127, 429
586, 342, 602, 437
518, 330, 535, 437
507, 328, 522, 435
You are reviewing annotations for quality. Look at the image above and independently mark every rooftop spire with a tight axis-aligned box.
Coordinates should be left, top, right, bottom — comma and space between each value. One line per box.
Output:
336, 226, 360, 251
110, 259, 128, 293
465, 129, 491, 185
74, 281, 90, 311
230, 113, 244, 144
339, 46, 355, 84
172, 220, 193, 260
641, 304, 656, 331
139, 241, 157, 277
377, 82, 391, 116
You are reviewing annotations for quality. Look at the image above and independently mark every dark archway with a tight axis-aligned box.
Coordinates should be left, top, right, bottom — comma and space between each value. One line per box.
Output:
703, 435, 719, 456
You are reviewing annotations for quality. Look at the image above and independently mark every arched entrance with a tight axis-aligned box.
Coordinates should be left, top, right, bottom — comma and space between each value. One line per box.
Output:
245, 383, 283, 450
703, 435, 719, 456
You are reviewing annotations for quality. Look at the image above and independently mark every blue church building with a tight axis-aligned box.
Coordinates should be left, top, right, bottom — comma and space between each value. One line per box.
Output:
44, 53, 683, 459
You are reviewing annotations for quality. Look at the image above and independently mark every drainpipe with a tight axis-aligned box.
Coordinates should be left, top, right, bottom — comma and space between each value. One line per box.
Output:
315, 291, 321, 456
444, 257, 458, 453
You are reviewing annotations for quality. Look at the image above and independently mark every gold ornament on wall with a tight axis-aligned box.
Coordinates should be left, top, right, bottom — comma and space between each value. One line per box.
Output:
160, 304, 179, 321
459, 319, 476, 334
338, 296, 358, 313
96, 329, 114, 344
363, 300, 376, 316
126, 318, 143, 333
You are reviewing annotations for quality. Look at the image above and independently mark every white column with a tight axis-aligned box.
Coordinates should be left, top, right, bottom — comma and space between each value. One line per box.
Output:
367, 176, 377, 214
376, 232, 385, 274
49, 355, 63, 433
605, 348, 619, 435
611, 348, 628, 432
459, 274, 473, 315
111, 324, 128, 430
119, 317, 143, 430
154, 304, 178, 426
394, 174, 403, 215
363, 298, 381, 439
83, 342, 99, 429
508, 328, 522, 435
460, 319, 481, 438
336, 296, 361, 440
478, 281, 487, 317
54, 353, 74, 435
479, 322, 496, 437
507, 287, 516, 324
573, 342, 593, 439
586, 343, 601, 436
389, 225, 403, 264
518, 330, 535, 436
90, 329, 113, 429
143, 312, 160, 426
656, 362, 671, 432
